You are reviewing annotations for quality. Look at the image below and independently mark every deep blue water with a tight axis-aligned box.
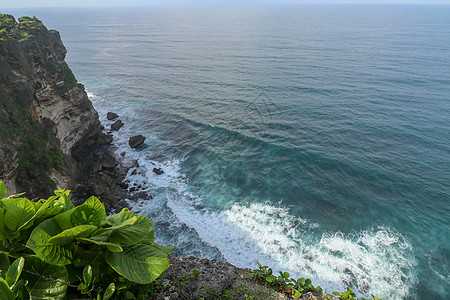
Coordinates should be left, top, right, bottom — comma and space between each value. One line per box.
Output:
6, 5, 450, 299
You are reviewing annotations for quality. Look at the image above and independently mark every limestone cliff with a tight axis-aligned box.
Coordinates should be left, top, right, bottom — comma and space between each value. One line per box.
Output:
0, 14, 120, 208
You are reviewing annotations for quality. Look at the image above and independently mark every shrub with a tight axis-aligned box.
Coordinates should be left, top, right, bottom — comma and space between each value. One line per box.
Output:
0, 181, 172, 299
249, 263, 384, 300
0, 14, 15, 31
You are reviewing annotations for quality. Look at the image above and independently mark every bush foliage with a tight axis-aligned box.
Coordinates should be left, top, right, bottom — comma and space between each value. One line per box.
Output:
0, 181, 172, 299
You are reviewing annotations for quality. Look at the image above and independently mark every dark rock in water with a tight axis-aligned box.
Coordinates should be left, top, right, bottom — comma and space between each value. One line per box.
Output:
101, 150, 118, 169
107, 112, 119, 120
111, 119, 124, 131
153, 167, 164, 175
129, 135, 146, 148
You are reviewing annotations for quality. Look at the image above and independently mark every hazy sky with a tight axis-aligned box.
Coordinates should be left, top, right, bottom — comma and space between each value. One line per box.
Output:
1, 0, 449, 8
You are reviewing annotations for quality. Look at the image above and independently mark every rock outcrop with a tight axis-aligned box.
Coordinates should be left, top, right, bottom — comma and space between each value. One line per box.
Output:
111, 119, 124, 131
0, 14, 121, 208
153, 167, 164, 175
154, 256, 289, 300
107, 112, 119, 120
129, 134, 146, 148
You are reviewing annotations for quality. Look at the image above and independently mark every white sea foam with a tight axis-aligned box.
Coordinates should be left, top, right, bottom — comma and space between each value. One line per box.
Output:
164, 199, 417, 299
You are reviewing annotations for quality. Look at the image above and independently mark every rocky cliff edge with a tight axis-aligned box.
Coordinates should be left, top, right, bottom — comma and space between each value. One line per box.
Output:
0, 14, 121, 208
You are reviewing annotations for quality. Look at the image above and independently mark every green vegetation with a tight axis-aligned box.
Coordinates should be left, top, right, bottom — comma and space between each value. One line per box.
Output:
178, 268, 199, 289
0, 181, 172, 299
57, 63, 77, 90
215, 279, 281, 300
0, 85, 28, 141
43, 60, 77, 90
0, 84, 65, 195
0, 14, 15, 32
16, 134, 63, 191
0, 58, 15, 77
249, 263, 384, 300
17, 16, 42, 24
250, 262, 321, 298
0, 14, 46, 41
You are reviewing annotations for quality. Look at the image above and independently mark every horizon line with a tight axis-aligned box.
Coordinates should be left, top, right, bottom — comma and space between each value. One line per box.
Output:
3, 2, 450, 10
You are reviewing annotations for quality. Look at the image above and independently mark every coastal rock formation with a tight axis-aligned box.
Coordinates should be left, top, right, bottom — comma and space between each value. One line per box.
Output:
155, 256, 288, 300
129, 134, 146, 148
0, 14, 121, 207
111, 119, 124, 131
153, 167, 164, 175
107, 111, 119, 120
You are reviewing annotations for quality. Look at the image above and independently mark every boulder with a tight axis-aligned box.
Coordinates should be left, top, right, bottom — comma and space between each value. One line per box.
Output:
129, 135, 146, 148
107, 112, 119, 120
111, 119, 124, 131
101, 150, 118, 169
153, 167, 164, 175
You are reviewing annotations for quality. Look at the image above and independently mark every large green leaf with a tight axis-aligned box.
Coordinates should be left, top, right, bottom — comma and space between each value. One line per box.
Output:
0, 198, 16, 210
139, 227, 155, 245
105, 208, 137, 227
51, 209, 73, 231
6, 257, 24, 287
0, 254, 10, 278
12, 279, 29, 300
0, 278, 14, 300
47, 189, 74, 216
26, 219, 73, 266
109, 215, 153, 245
22, 256, 68, 299
48, 225, 97, 246
71, 196, 106, 227
4, 198, 36, 232
0, 208, 7, 242
35, 191, 73, 221
0, 181, 6, 199
78, 238, 123, 252
53, 188, 74, 208
72, 249, 109, 282
18, 195, 58, 233
53, 196, 106, 231
151, 242, 174, 255
93, 208, 137, 240
105, 244, 169, 284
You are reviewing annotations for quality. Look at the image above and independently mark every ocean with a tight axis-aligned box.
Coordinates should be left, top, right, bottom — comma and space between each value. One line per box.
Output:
6, 5, 450, 299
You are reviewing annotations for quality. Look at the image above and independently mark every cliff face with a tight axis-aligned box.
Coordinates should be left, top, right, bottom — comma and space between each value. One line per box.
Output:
0, 15, 119, 207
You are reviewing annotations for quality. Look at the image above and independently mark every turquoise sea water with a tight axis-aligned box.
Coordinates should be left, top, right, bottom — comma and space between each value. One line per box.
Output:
6, 5, 450, 299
